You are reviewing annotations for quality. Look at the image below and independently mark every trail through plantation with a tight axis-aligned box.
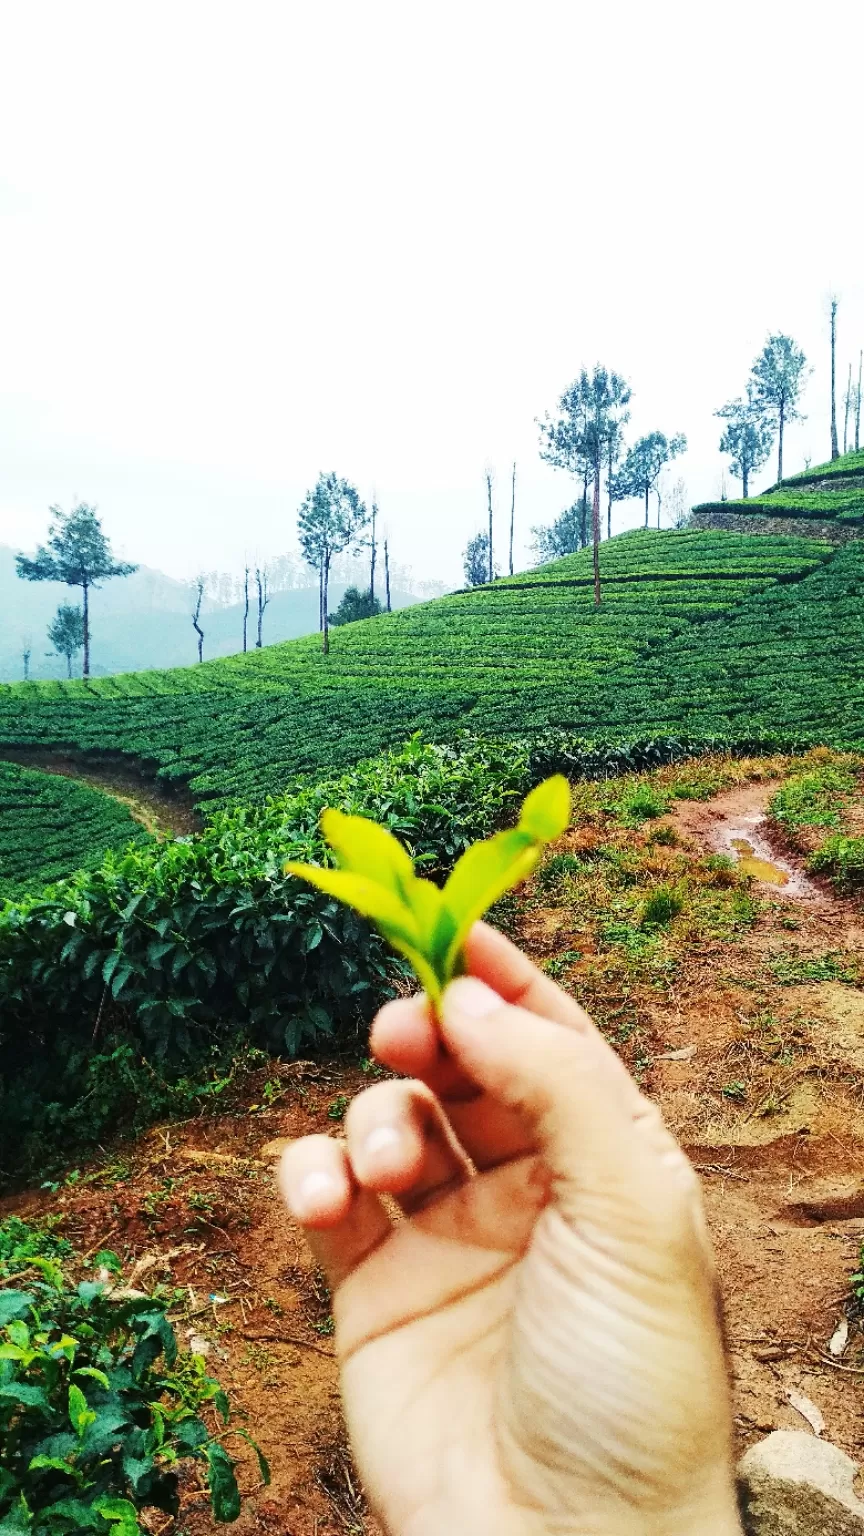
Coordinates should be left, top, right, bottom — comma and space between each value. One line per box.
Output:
0, 748, 199, 837
5, 752, 864, 1534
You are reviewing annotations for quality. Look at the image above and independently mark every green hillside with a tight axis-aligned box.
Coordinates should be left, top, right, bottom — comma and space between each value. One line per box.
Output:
0, 529, 837, 804
694, 447, 864, 525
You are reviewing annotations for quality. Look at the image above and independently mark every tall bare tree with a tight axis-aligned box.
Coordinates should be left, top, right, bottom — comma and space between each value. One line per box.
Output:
191, 577, 205, 663
297, 473, 368, 655
509, 462, 516, 576
384, 537, 391, 612
830, 296, 839, 460
370, 499, 378, 603
857, 350, 863, 452
485, 469, 494, 582
843, 362, 853, 455
255, 566, 270, 648
242, 565, 250, 652
21, 636, 32, 682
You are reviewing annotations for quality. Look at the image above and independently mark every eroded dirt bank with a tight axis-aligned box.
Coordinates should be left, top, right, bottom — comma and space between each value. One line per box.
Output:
0, 747, 199, 837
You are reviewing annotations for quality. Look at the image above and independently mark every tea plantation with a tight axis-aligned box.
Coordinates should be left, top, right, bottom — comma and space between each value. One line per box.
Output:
0, 529, 837, 804
0, 761, 148, 900
694, 446, 864, 524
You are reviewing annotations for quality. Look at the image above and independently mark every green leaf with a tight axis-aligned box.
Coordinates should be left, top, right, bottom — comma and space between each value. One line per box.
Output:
68, 1383, 96, 1437
213, 1390, 230, 1425
320, 808, 415, 899
0, 1294, 35, 1327
73, 1367, 110, 1390
438, 828, 540, 976
518, 775, 571, 841
27, 1456, 80, 1483
206, 1443, 241, 1523
0, 1382, 51, 1411
93, 1498, 141, 1536
232, 1428, 271, 1487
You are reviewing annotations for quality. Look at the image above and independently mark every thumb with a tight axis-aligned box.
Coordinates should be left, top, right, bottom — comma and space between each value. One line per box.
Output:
439, 975, 673, 1210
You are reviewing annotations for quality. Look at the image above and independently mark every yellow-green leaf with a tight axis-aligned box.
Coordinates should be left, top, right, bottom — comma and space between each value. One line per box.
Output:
518, 775, 571, 841
320, 809, 416, 900
439, 829, 540, 976
284, 862, 419, 945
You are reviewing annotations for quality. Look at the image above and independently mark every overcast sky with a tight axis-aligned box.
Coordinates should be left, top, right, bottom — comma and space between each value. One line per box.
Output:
1, 0, 862, 588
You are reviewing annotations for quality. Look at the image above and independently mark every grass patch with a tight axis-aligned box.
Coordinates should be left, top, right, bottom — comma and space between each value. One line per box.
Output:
769, 951, 861, 985
808, 834, 864, 891
770, 761, 860, 832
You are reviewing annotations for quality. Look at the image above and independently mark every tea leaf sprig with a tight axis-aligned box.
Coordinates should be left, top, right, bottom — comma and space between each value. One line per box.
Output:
285, 775, 570, 1006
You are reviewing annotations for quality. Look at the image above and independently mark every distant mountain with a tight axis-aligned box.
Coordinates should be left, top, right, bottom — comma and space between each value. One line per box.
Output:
0, 546, 426, 681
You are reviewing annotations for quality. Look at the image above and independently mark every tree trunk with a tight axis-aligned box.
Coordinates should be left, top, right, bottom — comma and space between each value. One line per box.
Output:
856, 350, 863, 452
384, 539, 391, 612
607, 442, 613, 540
242, 568, 249, 652
592, 458, 601, 608
644, 486, 649, 528
193, 619, 204, 663
777, 400, 785, 483
486, 471, 494, 582
830, 299, 839, 460
322, 553, 331, 655
742, 461, 749, 499
82, 579, 90, 678
581, 471, 589, 547
509, 462, 515, 576
843, 362, 852, 455
66, 654, 72, 679
370, 502, 377, 603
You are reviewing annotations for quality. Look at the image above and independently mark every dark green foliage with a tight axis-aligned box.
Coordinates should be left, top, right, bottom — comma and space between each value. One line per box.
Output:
0, 766, 149, 900
782, 448, 864, 485
0, 1218, 255, 1533
16, 506, 137, 680
462, 533, 493, 588
46, 607, 86, 680
328, 587, 382, 626
530, 500, 588, 561
612, 432, 687, 526
695, 485, 864, 523
769, 763, 859, 831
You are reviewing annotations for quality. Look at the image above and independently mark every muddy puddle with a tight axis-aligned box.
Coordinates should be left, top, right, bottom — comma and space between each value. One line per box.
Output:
670, 783, 823, 900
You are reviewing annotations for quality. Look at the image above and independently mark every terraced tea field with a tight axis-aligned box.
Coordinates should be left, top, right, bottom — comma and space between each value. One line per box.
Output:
0, 529, 843, 804
0, 760, 149, 899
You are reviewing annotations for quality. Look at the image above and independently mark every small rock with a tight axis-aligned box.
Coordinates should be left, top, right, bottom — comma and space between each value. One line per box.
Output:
739, 1430, 864, 1534
829, 1317, 850, 1358
655, 1044, 697, 1061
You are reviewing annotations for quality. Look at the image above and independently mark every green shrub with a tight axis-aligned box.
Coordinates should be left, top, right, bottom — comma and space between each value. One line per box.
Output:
0, 1220, 261, 1534
616, 785, 668, 826
808, 834, 864, 891
639, 884, 683, 928
0, 765, 149, 901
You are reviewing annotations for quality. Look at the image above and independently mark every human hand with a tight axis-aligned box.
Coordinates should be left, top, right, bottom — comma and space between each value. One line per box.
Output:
280, 924, 742, 1536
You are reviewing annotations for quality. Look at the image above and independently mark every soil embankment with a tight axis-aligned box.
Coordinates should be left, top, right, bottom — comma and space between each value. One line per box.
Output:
0, 748, 199, 837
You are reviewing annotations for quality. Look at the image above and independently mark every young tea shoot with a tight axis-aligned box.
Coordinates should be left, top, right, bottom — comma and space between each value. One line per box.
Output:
285, 775, 571, 1006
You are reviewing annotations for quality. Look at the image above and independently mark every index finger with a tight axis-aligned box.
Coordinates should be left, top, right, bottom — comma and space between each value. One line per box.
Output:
370, 921, 599, 1097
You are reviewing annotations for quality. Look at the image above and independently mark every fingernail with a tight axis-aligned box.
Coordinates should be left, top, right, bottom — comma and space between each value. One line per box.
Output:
444, 976, 501, 1018
298, 1170, 339, 1214
364, 1125, 402, 1160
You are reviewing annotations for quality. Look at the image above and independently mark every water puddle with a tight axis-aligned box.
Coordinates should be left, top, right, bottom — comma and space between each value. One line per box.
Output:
730, 837, 789, 886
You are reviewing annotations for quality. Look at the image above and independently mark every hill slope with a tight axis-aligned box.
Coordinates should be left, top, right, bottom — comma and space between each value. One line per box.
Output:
0, 529, 843, 804
694, 447, 864, 528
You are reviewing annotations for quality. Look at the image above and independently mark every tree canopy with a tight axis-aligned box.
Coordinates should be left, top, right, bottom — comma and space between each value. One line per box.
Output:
16, 503, 136, 677
750, 334, 808, 482
298, 473, 368, 653
715, 390, 773, 497
463, 532, 494, 587
329, 586, 383, 626
46, 603, 85, 678
531, 500, 588, 563
612, 432, 686, 527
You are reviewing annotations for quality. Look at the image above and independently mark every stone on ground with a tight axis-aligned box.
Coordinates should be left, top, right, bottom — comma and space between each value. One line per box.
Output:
738, 1429, 864, 1534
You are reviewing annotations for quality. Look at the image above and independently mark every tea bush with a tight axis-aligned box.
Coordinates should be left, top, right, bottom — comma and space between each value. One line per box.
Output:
0, 765, 148, 901
0, 1220, 258, 1534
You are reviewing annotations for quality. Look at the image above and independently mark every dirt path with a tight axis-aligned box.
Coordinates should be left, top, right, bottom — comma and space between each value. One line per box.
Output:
0, 748, 199, 837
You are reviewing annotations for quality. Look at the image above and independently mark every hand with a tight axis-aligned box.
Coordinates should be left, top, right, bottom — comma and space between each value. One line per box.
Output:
280, 924, 742, 1536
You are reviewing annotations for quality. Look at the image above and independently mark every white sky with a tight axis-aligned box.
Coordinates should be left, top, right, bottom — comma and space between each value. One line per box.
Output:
1, 0, 863, 586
